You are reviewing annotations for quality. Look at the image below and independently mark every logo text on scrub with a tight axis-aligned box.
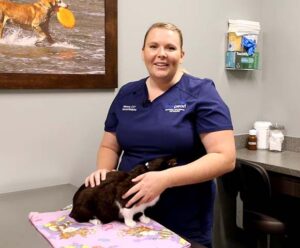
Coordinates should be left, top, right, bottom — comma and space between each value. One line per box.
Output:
165, 104, 186, 113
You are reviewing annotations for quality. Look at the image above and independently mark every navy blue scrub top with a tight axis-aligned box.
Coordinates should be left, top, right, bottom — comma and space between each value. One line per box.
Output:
105, 73, 233, 245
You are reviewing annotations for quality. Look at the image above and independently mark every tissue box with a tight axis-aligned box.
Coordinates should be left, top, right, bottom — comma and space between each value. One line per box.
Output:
227, 32, 244, 51
226, 51, 259, 70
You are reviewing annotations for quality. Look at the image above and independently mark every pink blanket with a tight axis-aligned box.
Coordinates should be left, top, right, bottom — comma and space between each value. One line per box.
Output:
29, 209, 190, 248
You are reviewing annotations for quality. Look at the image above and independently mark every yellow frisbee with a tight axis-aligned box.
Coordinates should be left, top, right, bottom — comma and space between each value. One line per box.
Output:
57, 8, 76, 29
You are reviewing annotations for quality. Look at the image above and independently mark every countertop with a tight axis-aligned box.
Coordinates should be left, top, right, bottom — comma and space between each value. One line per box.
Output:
0, 184, 204, 248
0, 184, 77, 248
236, 148, 300, 178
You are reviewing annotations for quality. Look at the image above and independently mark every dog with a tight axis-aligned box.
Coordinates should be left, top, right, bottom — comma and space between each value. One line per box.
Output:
70, 157, 177, 227
0, 0, 68, 44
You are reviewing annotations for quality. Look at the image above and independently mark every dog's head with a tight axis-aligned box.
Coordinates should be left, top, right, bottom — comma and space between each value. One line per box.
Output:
55, 0, 68, 8
40, 0, 68, 10
69, 185, 95, 223
70, 205, 94, 223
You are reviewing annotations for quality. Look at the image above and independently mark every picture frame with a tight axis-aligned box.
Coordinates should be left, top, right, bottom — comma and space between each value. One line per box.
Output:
0, 0, 117, 89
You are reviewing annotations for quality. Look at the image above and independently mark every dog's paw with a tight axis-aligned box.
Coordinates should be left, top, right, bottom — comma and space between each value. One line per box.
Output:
124, 218, 137, 228
35, 39, 54, 47
35, 40, 46, 47
139, 215, 150, 224
89, 218, 101, 225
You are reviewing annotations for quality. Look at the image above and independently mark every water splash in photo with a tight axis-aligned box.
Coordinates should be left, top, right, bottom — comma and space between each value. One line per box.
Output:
0, 0, 105, 75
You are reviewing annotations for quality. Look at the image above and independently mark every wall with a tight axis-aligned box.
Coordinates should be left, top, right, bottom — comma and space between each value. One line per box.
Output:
1, 0, 263, 193
0, 91, 114, 193
260, 0, 300, 137
118, 0, 263, 134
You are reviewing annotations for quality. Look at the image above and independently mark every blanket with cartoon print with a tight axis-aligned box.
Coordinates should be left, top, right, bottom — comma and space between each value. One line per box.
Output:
28, 209, 190, 248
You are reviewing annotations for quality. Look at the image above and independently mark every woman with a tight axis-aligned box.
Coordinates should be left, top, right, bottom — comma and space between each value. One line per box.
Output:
85, 22, 236, 247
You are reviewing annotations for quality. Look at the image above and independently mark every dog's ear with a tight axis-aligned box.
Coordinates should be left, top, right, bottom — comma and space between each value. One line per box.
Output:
44, 0, 56, 7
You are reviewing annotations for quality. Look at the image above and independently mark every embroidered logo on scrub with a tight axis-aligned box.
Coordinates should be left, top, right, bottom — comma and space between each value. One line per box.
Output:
122, 105, 137, 111
164, 102, 187, 113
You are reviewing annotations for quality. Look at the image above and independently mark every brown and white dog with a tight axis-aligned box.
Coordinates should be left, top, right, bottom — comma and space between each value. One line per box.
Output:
0, 0, 67, 44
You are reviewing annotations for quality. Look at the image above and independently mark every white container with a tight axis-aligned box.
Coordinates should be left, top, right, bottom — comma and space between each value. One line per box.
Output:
254, 121, 272, 149
269, 124, 285, 152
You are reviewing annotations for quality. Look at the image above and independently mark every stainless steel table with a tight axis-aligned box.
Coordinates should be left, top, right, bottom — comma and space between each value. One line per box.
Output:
0, 184, 205, 248
0, 184, 77, 247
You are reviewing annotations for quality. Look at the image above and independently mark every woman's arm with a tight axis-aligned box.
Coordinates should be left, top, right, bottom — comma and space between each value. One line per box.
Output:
85, 131, 121, 187
123, 130, 236, 206
164, 130, 236, 187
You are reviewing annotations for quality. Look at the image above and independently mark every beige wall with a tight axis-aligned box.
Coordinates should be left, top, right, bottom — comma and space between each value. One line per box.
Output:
118, 0, 263, 134
260, 0, 300, 137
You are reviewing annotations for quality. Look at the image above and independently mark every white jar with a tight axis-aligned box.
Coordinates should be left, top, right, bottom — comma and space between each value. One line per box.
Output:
269, 124, 285, 152
254, 121, 272, 149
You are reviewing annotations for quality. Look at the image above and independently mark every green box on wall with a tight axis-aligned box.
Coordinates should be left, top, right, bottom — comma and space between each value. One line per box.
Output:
226, 51, 259, 70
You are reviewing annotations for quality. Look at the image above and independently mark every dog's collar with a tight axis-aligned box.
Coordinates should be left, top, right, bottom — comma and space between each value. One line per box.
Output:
144, 162, 150, 170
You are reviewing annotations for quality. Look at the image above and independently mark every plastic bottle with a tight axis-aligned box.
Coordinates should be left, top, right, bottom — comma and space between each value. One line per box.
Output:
247, 129, 257, 150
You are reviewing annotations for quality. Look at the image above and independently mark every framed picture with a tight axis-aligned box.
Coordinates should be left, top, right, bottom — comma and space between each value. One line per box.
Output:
0, 0, 117, 89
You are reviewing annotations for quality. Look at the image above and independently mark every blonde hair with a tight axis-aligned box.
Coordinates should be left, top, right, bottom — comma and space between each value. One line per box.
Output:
142, 22, 183, 50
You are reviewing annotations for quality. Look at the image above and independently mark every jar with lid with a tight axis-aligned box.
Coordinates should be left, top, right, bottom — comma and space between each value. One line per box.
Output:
247, 129, 257, 150
269, 124, 285, 152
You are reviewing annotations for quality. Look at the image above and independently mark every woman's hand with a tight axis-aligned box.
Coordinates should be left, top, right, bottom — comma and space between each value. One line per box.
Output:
122, 171, 170, 208
84, 169, 113, 187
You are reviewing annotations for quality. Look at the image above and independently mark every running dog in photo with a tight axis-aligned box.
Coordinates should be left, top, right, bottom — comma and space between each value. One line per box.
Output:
0, 0, 67, 44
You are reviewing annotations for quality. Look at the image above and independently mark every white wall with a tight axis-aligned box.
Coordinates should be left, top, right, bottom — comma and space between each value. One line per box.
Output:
260, 0, 300, 137
0, 91, 114, 193
118, 0, 263, 134
3, 0, 289, 193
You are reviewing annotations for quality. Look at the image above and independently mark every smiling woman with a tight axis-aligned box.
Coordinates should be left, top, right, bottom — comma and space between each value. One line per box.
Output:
142, 23, 185, 94
84, 22, 235, 248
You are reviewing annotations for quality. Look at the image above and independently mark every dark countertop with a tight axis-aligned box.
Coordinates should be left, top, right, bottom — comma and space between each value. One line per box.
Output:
236, 148, 300, 178
0, 184, 203, 248
0, 184, 77, 248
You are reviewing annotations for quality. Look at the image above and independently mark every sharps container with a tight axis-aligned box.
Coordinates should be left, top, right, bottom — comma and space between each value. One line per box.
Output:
254, 121, 272, 149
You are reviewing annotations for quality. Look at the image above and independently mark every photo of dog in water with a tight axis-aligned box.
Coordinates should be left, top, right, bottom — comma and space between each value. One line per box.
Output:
0, 0, 106, 77
0, 0, 68, 44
